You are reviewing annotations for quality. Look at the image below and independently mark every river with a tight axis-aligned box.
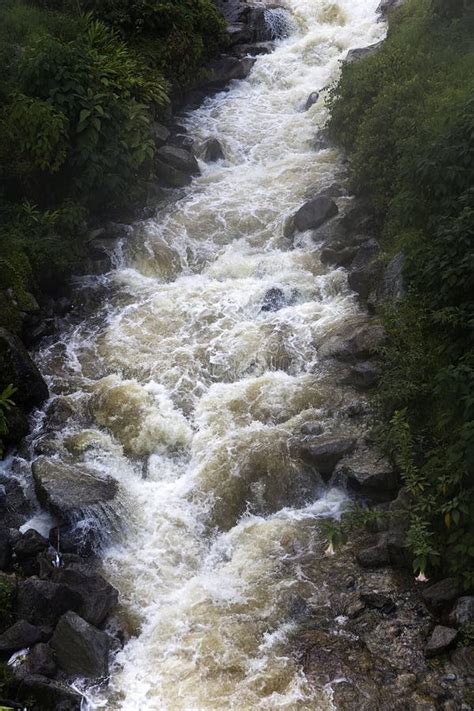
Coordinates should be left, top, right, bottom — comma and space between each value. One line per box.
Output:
29, 0, 385, 708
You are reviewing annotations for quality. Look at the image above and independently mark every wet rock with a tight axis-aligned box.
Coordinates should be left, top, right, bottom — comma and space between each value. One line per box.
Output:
14, 672, 82, 710
13, 529, 48, 561
450, 645, 474, 675
156, 145, 200, 176
261, 287, 286, 312
233, 41, 274, 57
291, 195, 338, 234
313, 128, 332, 151
422, 578, 462, 613
380, 251, 405, 302
299, 437, 356, 479
377, 0, 405, 18
0, 526, 12, 570
50, 568, 118, 626
45, 396, 77, 430
425, 626, 458, 657
356, 537, 390, 568
227, 21, 252, 45
360, 590, 397, 614
51, 611, 109, 678
300, 421, 324, 436
32, 457, 118, 519
304, 91, 319, 110
26, 643, 57, 678
202, 137, 225, 162
342, 361, 380, 390
16, 578, 82, 627
343, 451, 398, 501
205, 55, 256, 86
150, 122, 170, 146
319, 322, 386, 362
449, 596, 474, 627
320, 244, 357, 268
345, 597, 365, 618
0, 328, 48, 409
0, 620, 51, 653
347, 239, 381, 301
345, 41, 383, 64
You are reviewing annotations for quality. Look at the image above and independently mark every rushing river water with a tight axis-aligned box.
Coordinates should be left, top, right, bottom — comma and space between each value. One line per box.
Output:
26, 1, 386, 708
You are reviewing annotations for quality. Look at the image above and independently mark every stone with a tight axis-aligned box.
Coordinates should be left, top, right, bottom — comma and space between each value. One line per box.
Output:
343, 451, 398, 501
300, 421, 324, 436
425, 626, 458, 657
13, 673, 82, 709
0, 328, 49, 409
261, 287, 286, 312
155, 159, 193, 188
202, 137, 225, 162
380, 251, 405, 302
205, 55, 256, 86
304, 91, 319, 110
50, 568, 118, 626
313, 129, 332, 151
291, 195, 338, 233
377, 0, 405, 18
320, 244, 357, 268
26, 643, 57, 678
298, 437, 356, 479
51, 611, 109, 678
0, 526, 11, 570
150, 122, 170, 146
356, 537, 390, 568
345, 597, 365, 618
449, 596, 474, 627
156, 145, 200, 176
345, 41, 383, 64
318, 322, 387, 362
0, 620, 51, 653
360, 591, 397, 613
233, 41, 274, 57
347, 239, 381, 300
16, 578, 82, 626
32, 457, 118, 519
386, 528, 412, 569
13, 529, 48, 561
45, 396, 77, 430
449, 646, 474, 675
341, 361, 380, 390
422, 579, 461, 613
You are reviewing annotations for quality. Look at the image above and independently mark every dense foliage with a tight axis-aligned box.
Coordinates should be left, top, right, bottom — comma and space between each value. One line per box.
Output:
328, 0, 474, 585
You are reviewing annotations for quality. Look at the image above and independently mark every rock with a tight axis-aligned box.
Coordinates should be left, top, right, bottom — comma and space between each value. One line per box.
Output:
0, 328, 48, 409
360, 591, 397, 613
300, 421, 324, 436
45, 396, 77, 430
319, 322, 386, 362
449, 596, 474, 627
356, 537, 390, 568
261, 287, 286, 312
227, 21, 252, 45
422, 578, 462, 613
341, 361, 380, 390
0, 526, 12, 570
425, 626, 458, 657
233, 41, 274, 57
320, 244, 357, 268
449, 645, 474, 675
14, 673, 82, 709
156, 145, 200, 176
202, 137, 225, 162
377, 0, 405, 18
16, 578, 82, 626
291, 196, 338, 234
343, 451, 398, 501
150, 122, 170, 146
51, 611, 109, 678
347, 239, 381, 300
205, 55, 256, 86
0, 475, 30, 530
155, 159, 192, 188
345, 41, 383, 64
384, 488, 412, 568
313, 128, 332, 151
50, 568, 118, 627
380, 252, 405, 302
304, 91, 319, 110
0, 620, 51, 653
298, 437, 356, 479
345, 597, 365, 618
13, 529, 48, 561
26, 643, 57, 678
32, 457, 118, 519
53, 297, 72, 317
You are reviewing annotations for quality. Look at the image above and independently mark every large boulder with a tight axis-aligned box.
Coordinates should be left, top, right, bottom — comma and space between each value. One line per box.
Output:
51, 611, 109, 678
377, 0, 405, 18
150, 122, 170, 146
318, 322, 386, 362
304, 91, 319, 111
155, 145, 200, 188
16, 578, 82, 626
0, 328, 48, 409
422, 578, 461, 613
205, 55, 256, 86
341, 450, 398, 501
50, 568, 118, 626
341, 361, 380, 390
298, 437, 356, 479
0, 474, 30, 530
0, 525, 12, 570
202, 137, 225, 162
425, 626, 458, 657
31, 457, 118, 520
290, 196, 338, 234
344, 41, 383, 64
26, 643, 57, 678
356, 537, 390, 568
13, 529, 48, 561
13, 672, 82, 709
0, 620, 51, 653
347, 239, 381, 300
449, 596, 474, 627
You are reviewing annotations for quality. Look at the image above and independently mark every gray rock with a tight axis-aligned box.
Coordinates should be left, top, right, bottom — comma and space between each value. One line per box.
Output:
313, 129, 332, 151
261, 287, 286, 312
155, 159, 193, 188
299, 437, 356, 479
233, 41, 274, 57
26, 643, 57, 678
156, 145, 200, 176
32, 457, 118, 519
50, 568, 118, 626
51, 611, 109, 678
385, 488, 412, 568
45, 396, 77, 430
304, 91, 319, 110
13, 529, 48, 561
319, 322, 386, 362
422, 578, 462, 612
425, 625, 458, 657
291, 195, 338, 233
0, 620, 51, 653
342, 451, 398, 501
341, 361, 380, 390
449, 596, 474, 627
347, 239, 381, 300
151, 122, 170, 146
16, 578, 82, 626
300, 421, 324, 436
377, 0, 405, 18
205, 55, 256, 85
320, 244, 357, 268
202, 137, 225, 162
345, 41, 383, 64
380, 252, 405, 301
360, 591, 396, 613
0, 475, 30, 530
356, 537, 390, 568
0, 526, 11, 570
13, 672, 82, 709
0, 328, 48, 409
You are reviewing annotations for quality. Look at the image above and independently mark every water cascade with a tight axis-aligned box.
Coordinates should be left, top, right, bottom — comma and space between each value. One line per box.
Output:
26, 0, 386, 707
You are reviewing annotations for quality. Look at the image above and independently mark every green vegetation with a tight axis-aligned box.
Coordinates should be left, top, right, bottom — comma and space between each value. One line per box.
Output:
328, 0, 474, 585
0, 0, 226, 432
